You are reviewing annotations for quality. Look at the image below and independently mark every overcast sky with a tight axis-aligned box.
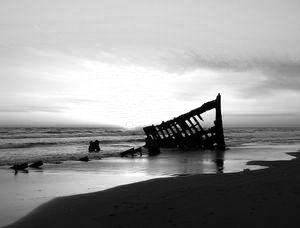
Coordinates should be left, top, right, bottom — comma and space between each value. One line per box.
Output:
0, 0, 300, 127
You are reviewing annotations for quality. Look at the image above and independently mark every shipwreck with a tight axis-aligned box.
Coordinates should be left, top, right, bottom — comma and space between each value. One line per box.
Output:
143, 93, 225, 150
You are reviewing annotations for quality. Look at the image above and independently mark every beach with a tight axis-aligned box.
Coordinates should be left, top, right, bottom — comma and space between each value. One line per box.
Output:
1, 127, 300, 227
0, 147, 268, 227
1, 0, 300, 226
5, 151, 300, 228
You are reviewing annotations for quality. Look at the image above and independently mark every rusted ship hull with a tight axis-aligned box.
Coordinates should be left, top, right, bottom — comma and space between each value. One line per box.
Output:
143, 94, 225, 150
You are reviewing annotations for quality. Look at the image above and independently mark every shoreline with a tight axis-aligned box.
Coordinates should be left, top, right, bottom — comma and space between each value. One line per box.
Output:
5, 151, 300, 228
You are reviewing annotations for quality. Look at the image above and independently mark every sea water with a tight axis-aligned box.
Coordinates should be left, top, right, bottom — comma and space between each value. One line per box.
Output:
0, 127, 145, 165
0, 127, 299, 166
0, 127, 300, 226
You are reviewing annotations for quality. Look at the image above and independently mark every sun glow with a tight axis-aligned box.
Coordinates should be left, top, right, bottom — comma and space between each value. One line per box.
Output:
1, 48, 226, 127
2, 48, 300, 128
24, 52, 228, 128
61, 60, 181, 127
21, 52, 194, 127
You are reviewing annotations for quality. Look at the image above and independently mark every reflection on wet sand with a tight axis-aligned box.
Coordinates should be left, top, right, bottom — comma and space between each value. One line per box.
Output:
215, 149, 225, 173
0, 144, 297, 227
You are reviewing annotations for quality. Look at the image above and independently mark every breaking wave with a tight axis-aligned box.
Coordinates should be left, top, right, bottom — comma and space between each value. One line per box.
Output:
0, 138, 145, 150
1, 127, 300, 166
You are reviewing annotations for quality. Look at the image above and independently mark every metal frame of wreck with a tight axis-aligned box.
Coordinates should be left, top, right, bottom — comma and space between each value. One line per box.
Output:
143, 93, 225, 150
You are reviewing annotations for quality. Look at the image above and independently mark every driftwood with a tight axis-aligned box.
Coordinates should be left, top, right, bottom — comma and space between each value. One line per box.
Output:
143, 94, 225, 150
10, 162, 28, 170
120, 147, 143, 157
29, 160, 43, 168
79, 156, 89, 162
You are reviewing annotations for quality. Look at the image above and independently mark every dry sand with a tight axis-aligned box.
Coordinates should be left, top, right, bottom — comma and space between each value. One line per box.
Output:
5, 152, 300, 228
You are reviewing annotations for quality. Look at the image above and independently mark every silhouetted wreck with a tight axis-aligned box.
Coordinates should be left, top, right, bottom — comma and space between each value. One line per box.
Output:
143, 94, 225, 150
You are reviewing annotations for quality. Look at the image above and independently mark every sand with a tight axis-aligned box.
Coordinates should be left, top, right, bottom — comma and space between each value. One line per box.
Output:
5, 152, 300, 228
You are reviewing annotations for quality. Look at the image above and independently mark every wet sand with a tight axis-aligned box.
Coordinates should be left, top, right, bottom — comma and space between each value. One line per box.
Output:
5, 151, 300, 228
3, 145, 284, 227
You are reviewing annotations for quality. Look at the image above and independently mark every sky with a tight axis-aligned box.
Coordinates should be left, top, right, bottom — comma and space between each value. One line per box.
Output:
0, 0, 300, 128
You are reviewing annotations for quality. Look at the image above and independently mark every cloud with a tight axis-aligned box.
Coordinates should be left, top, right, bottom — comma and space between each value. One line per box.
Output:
155, 50, 300, 100
4, 45, 300, 101
226, 113, 297, 117
0, 96, 101, 115
0, 105, 65, 113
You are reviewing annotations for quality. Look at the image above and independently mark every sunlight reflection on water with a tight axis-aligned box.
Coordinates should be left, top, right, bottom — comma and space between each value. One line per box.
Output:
0, 143, 299, 227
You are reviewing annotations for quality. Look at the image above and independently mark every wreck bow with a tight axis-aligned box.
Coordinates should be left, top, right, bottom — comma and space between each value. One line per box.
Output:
143, 94, 225, 150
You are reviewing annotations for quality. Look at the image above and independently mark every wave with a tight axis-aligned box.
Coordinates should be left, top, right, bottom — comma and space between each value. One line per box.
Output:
1, 127, 300, 166
0, 138, 145, 150
0, 151, 124, 166
0, 131, 144, 140
0, 142, 61, 149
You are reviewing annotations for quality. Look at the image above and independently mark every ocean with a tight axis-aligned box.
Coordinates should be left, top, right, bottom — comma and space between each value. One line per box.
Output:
1, 127, 300, 226
0, 127, 300, 166
0, 127, 145, 166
